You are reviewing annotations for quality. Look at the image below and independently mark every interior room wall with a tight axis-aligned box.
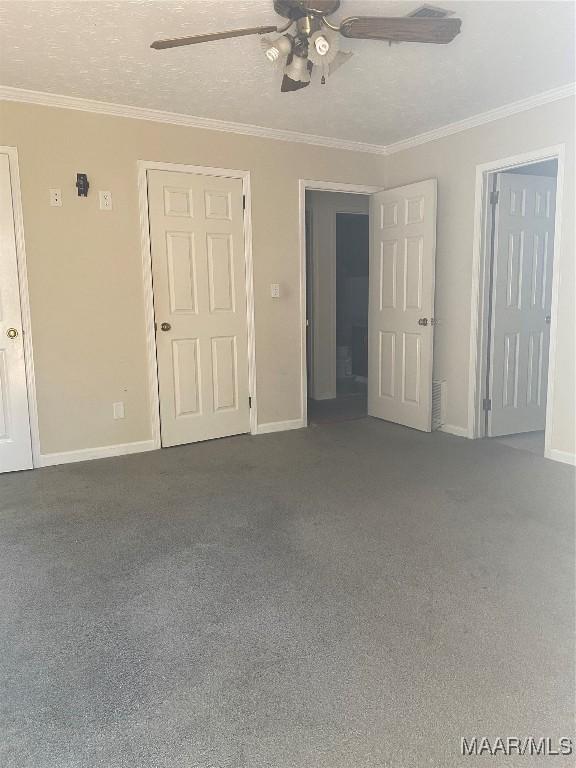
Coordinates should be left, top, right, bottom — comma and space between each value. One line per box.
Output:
305, 191, 369, 400
385, 97, 575, 459
1, 94, 574, 463
0, 100, 386, 456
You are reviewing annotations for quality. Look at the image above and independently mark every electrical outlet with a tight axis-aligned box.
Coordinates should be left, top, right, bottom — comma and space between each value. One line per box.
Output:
112, 401, 125, 420
49, 189, 62, 207
270, 283, 280, 298
99, 191, 113, 211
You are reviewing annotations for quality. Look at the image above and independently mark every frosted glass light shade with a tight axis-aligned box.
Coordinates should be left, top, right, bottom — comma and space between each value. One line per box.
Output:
284, 54, 310, 84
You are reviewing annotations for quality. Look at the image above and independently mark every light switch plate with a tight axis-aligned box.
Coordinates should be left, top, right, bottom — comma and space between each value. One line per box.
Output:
113, 401, 125, 419
49, 189, 62, 207
270, 283, 280, 298
99, 191, 113, 211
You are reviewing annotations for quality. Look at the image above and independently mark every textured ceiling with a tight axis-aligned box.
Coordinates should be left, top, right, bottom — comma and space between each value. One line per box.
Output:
0, 0, 574, 145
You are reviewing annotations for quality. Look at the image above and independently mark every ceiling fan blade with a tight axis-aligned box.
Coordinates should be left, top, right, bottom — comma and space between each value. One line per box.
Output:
151, 25, 278, 50
339, 17, 461, 44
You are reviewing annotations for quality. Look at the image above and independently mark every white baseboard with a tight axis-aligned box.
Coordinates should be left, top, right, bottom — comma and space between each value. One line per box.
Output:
544, 447, 576, 466
39, 439, 157, 467
255, 418, 306, 435
438, 424, 470, 438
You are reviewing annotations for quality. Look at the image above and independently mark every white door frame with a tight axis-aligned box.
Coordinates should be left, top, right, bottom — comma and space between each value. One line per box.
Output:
298, 179, 382, 426
138, 161, 258, 446
0, 145, 41, 468
467, 144, 565, 458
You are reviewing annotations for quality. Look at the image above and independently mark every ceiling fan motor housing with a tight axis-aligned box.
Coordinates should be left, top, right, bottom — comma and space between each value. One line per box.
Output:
273, 0, 341, 21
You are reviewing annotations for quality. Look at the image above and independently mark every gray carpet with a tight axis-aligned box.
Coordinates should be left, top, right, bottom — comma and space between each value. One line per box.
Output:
0, 419, 574, 768
493, 430, 546, 457
308, 393, 367, 424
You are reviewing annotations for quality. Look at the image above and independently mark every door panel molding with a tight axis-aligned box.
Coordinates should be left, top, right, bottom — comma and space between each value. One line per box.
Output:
0, 146, 40, 470
488, 172, 556, 436
138, 161, 257, 445
468, 144, 566, 461
368, 179, 437, 432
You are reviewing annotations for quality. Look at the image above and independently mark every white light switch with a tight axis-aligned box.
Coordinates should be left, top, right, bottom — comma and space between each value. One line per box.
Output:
270, 283, 280, 298
49, 189, 62, 207
113, 401, 125, 419
99, 191, 113, 211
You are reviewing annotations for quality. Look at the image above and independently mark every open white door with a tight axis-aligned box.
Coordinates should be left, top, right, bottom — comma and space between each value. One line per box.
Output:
0, 153, 33, 472
487, 173, 555, 437
368, 179, 437, 431
148, 169, 251, 448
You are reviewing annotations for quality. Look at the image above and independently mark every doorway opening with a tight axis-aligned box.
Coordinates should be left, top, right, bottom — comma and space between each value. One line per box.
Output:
475, 157, 559, 457
300, 178, 438, 433
305, 190, 370, 425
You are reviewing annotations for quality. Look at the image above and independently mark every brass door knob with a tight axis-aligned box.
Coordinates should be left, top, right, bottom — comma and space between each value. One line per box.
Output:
6, 328, 18, 339
418, 318, 429, 326
160, 322, 171, 332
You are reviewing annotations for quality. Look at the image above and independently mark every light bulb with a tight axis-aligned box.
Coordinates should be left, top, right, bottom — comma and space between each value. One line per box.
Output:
263, 34, 292, 64
314, 35, 330, 56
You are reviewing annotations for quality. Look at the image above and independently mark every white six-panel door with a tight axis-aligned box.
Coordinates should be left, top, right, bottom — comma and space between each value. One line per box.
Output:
148, 170, 251, 447
0, 153, 33, 472
488, 173, 555, 437
368, 179, 437, 432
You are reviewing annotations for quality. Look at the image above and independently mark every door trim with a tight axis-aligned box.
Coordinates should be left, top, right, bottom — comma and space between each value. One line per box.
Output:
298, 179, 382, 427
467, 144, 565, 457
138, 160, 258, 446
0, 146, 41, 468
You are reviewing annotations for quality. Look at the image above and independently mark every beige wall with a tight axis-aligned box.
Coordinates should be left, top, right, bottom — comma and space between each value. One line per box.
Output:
1, 96, 574, 460
306, 191, 369, 400
386, 97, 575, 456
0, 100, 387, 454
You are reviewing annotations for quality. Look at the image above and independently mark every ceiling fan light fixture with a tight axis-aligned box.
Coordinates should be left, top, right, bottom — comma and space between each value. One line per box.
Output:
314, 34, 330, 56
281, 53, 311, 91
284, 53, 311, 82
151, 0, 462, 94
308, 26, 340, 67
262, 33, 293, 63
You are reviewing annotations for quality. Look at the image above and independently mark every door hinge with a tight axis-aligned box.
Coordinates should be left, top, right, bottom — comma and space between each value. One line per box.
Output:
483, 397, 492, 412
248, 396, 252, 408
242, 195, 246, 211
489, 190, 499, 206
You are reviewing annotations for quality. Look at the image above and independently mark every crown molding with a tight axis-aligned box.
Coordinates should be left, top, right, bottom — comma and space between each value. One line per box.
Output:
0, 82, 574, 158
0, 85, 387, 156
385, 82, 576, 155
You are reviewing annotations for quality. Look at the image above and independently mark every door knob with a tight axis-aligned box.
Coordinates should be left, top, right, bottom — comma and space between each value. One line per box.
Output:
417, 318, 429, 326
160, 322, 171, 332
6, 328, 18, 339
545, 315, 551, 324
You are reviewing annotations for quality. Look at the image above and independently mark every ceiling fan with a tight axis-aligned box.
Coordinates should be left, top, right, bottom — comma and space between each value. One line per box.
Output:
151, 1, 462, 93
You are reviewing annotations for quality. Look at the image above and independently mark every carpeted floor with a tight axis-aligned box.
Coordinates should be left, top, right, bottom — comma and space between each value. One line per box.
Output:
493, 430, 546, 456
0, 419, 574, 768
308, 393, 367, 424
